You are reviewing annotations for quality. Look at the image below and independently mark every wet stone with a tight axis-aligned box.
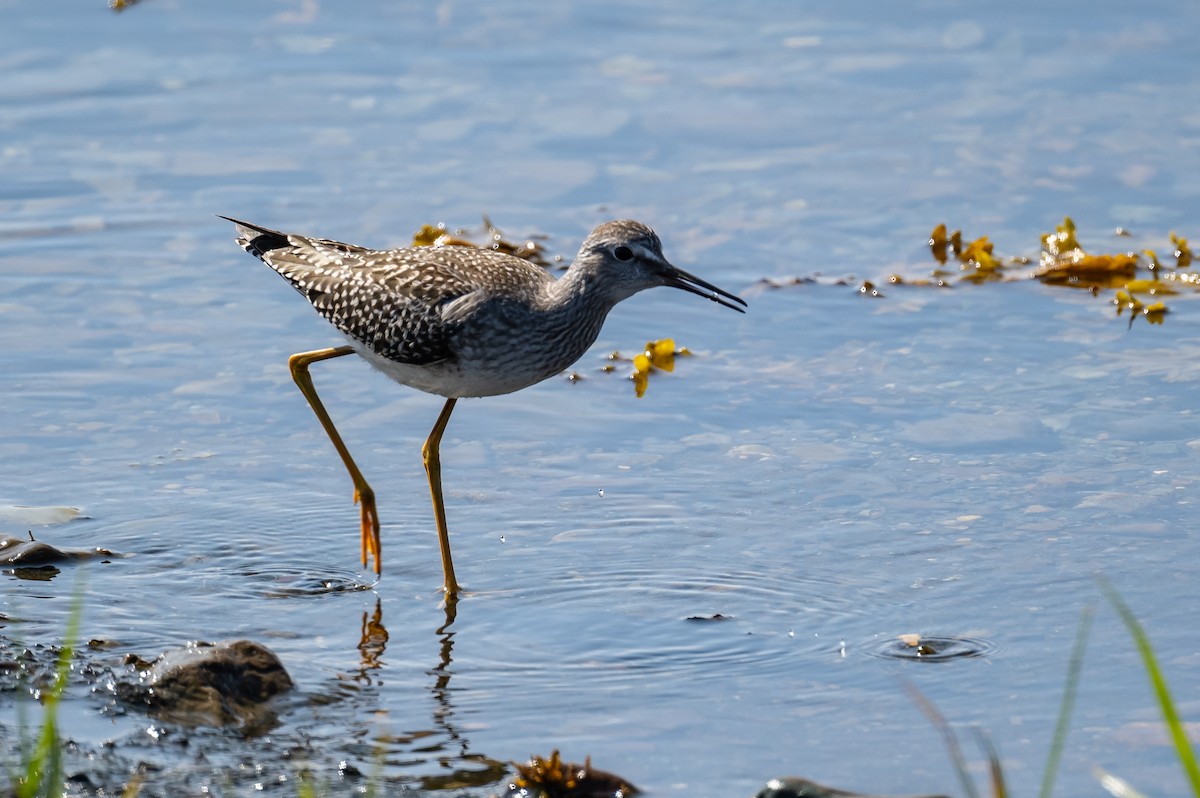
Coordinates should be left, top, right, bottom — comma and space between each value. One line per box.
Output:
0, 533, 115, 569
117, 639, 294, 731
0, 534, 74, 565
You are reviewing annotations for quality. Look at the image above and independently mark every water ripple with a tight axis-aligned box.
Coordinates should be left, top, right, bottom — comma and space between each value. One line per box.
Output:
868, 634, 998, 663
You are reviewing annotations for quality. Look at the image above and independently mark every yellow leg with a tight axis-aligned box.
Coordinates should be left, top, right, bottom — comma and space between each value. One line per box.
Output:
423, 397, 460, 596
288, 346, 382, 575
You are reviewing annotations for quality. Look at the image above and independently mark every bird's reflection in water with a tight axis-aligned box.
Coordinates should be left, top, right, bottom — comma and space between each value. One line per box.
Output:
352, 594, 454, 679
355, 599, 389, 679
350, 593, 508, 791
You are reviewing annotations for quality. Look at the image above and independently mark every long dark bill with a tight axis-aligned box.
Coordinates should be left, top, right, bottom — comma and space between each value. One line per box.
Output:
663, 266, 748, 313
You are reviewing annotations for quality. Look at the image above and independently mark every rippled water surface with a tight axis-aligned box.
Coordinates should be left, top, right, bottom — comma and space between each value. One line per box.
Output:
3, 1, 1200, 795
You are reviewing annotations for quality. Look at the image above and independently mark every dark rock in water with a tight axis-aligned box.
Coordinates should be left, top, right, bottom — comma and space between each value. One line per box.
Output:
117, 639, 293, 732
0, 535, 66, 565
756, 778, 950, 798
0, 533, 115, 567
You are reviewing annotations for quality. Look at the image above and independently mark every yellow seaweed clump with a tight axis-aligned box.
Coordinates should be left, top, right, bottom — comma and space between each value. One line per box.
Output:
928, 223, 963, 265
507, 750, 639, 798
1034, 217, 1138, 287
1173, 232, 1193, 269
927, 224, 1007, 283
1041, 215, 1082, 258
923, 217, 1197, 327
411, 217, 551, 267
1115, 289, 1169, 327
631, 338, 683, 398
958, 235, 1003, 283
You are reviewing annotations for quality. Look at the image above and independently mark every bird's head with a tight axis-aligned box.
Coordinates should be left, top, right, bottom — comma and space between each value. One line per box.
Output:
575, 220, 746, 312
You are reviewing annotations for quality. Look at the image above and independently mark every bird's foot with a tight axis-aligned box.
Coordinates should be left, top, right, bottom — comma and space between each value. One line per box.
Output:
353, 486, 382, 575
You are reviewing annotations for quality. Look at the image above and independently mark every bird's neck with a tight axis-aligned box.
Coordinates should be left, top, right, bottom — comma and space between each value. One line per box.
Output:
539, 264, 626, 353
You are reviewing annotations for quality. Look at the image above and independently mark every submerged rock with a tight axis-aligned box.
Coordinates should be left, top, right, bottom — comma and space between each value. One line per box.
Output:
0, 533, 115, 581
0, 535, 68, 565
0, 533, 113, 565
118, 639, 293, 731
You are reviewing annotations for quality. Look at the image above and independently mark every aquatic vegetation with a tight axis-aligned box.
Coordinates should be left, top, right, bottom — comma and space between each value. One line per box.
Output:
928, 224, 1005, 284
594, 339, 691, 397
1172, 233, 1193, 269
858, 280, 885, 297
631, 338, 684, 398
506, 750, 638, 798
922, 218, 1199, 327
410, 216, 553, 268
1114, 290, 1168, 326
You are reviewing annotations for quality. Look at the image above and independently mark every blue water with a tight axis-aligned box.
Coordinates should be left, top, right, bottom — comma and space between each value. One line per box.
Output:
3, 1, 1200, 795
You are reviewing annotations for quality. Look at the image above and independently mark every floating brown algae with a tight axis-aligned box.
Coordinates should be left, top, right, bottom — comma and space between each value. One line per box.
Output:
506, 750, 638, 798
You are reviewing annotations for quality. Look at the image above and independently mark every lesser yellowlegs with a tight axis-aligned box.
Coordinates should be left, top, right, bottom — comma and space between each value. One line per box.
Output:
221, 216, 746, 594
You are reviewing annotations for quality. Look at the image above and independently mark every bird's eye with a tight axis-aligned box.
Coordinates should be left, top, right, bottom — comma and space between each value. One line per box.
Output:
613, 245, 634, 262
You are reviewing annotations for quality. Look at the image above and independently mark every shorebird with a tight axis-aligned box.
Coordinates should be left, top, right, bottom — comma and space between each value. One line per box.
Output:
222, 216, 746, 595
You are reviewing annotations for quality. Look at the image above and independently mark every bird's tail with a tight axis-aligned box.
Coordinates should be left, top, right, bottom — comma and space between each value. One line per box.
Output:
218, 215, 292, 261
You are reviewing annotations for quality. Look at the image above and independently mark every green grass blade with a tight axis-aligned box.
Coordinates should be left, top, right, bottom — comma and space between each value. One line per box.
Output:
973, 728, 1007, 798
1038, 606, 1093, 798
1101, 579, 1200, 795
904, 681, 979, 798
13, 574, 86, 798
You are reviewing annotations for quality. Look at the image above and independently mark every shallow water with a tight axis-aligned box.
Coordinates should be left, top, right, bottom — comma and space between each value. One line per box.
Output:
3, 1, 1200, 795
